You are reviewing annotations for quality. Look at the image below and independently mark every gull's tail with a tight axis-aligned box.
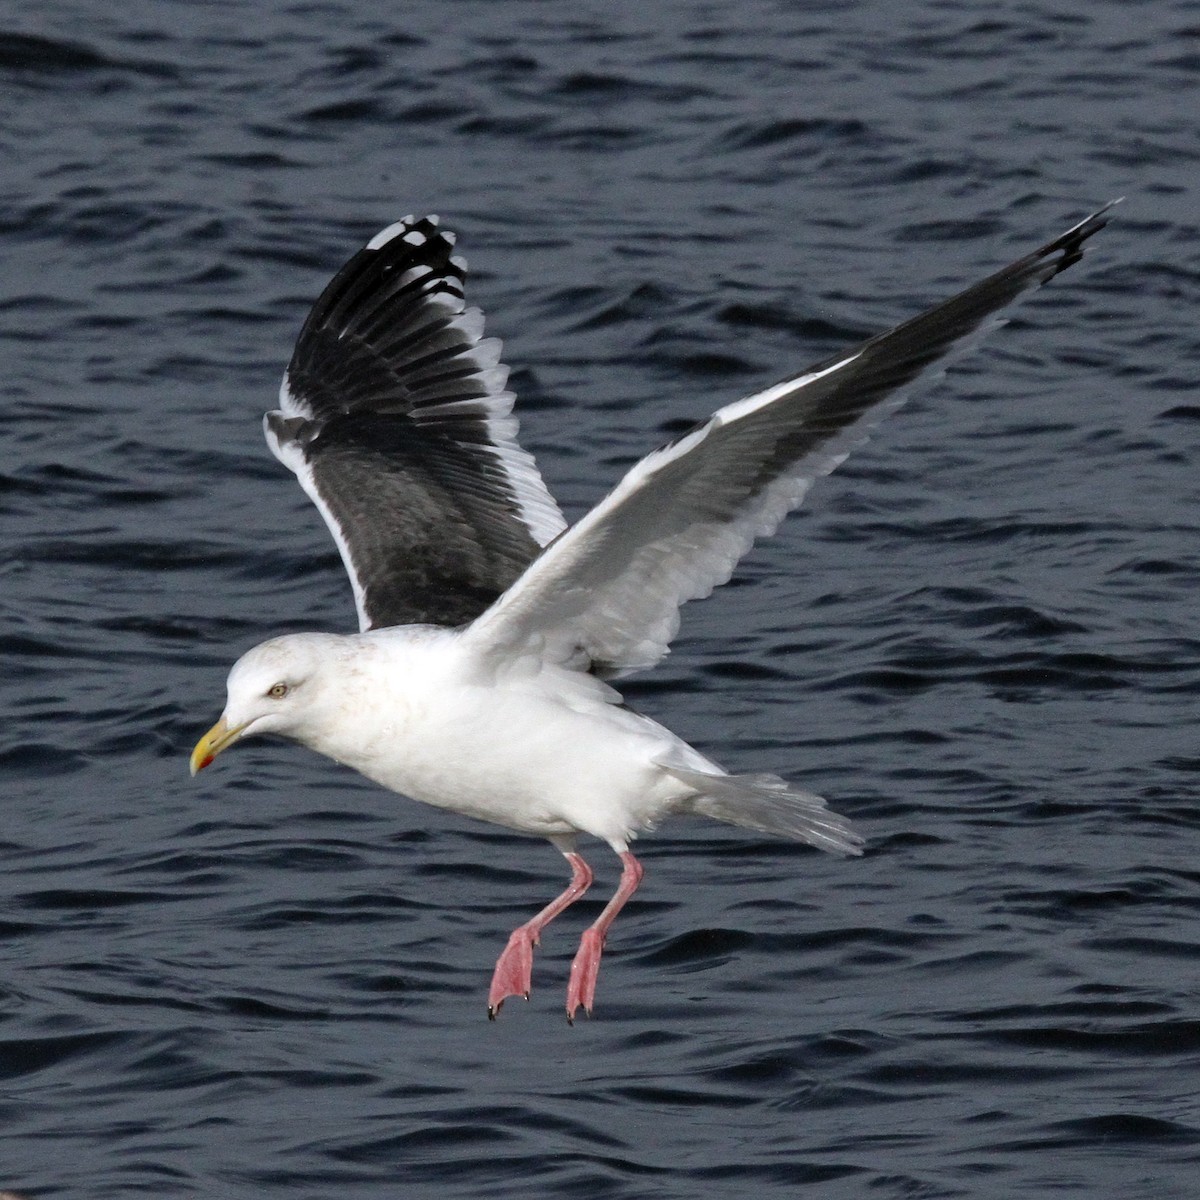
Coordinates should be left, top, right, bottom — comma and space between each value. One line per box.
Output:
663, 764, 865, 857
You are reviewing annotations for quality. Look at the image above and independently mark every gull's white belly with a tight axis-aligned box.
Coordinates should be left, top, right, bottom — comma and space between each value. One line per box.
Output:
332, 679, 696, 844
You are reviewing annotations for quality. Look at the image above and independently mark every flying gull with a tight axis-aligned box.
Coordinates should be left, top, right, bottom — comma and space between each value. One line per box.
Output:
191, 205, 1114, 1020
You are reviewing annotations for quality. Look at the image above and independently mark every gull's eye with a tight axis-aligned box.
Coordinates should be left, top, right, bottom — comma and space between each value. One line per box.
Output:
267, 682, 289, 700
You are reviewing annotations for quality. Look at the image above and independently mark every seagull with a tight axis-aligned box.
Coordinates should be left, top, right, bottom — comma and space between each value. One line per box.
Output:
191, 204, 1113, 1020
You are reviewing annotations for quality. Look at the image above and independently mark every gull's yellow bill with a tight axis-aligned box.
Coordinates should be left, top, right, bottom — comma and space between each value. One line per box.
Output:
189, 717, 247, 776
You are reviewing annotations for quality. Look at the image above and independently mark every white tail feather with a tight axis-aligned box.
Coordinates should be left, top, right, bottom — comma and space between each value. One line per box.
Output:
663, 764, 865, 857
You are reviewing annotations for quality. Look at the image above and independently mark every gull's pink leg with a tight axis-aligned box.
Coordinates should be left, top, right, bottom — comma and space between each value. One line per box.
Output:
566, 849, 644, 1023
488, 851, 593, 1019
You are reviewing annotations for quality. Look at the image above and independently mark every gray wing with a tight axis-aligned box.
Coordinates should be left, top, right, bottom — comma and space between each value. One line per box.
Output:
265, 216, 566, 631
464, 205, 1115, 677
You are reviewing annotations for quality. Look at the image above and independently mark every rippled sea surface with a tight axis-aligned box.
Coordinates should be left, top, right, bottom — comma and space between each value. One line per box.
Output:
3, 1, 1199, 1196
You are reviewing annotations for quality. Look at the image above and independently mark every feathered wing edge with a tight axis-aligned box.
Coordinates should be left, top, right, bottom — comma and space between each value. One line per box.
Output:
463, 204, 1116, 677
266, 216, 566, 631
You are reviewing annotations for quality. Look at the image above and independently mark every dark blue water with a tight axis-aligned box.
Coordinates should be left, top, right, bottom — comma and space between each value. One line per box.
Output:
3, 1, 1199, 1196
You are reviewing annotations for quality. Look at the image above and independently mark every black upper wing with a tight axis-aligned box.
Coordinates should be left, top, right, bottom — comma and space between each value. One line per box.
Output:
265, 216, 565, 630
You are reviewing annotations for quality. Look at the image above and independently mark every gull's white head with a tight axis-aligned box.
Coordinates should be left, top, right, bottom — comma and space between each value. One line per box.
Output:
189, 634, 341, 775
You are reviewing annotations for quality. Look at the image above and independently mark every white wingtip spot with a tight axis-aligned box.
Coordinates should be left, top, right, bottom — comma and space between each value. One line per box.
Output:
367, 215, 449, 251
367, 219, 415, 251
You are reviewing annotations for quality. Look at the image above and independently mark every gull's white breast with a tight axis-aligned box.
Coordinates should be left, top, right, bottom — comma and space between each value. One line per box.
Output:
307, 627, 700, 844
